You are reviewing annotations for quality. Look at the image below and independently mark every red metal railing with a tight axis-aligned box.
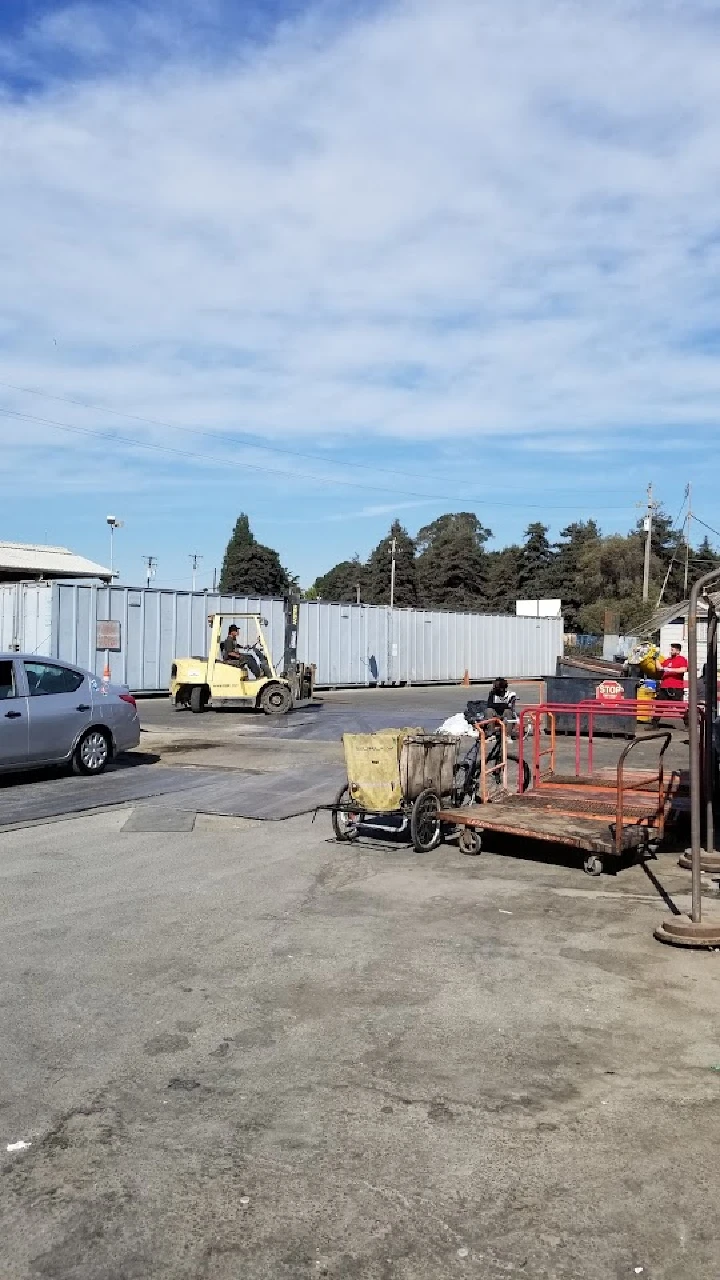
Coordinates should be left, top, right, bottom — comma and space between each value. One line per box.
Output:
615, 731, 672, 853
517, 699, 700, 796
471, 716, 508, 802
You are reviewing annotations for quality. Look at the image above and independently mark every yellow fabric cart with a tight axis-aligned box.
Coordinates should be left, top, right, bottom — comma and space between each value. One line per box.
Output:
330, 728, 461, 852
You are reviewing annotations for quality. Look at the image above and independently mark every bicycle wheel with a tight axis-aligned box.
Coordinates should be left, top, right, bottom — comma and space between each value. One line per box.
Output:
410, 789, 441, 852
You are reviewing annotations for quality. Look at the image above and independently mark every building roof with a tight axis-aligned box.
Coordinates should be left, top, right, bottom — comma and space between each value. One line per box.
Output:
641, 591, 720, 636
0, 541, 112, 582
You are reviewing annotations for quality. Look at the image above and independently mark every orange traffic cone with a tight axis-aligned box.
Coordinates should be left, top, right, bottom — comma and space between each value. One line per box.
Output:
462, 669, 470, 687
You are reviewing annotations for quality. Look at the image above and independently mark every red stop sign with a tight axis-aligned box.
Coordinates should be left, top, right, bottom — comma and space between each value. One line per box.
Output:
596, 680, 624, 701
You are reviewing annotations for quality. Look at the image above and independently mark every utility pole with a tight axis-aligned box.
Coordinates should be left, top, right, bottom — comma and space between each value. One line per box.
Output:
684, 482, 692, 598
642, 483, 654, 603
143, 555, 157, 589
356, 583, 361, 605
389, 536, 397, 608
212, 566, 217, 592
189, 553, 203, 593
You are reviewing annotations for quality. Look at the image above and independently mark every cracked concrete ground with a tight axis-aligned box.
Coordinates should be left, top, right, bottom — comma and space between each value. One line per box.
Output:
1, 807, 720, 1279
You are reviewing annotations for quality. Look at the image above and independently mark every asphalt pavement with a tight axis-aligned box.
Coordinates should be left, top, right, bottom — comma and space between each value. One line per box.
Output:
137, 682, 516, 741
2, 809, 720, 1279
0, 682, 690, 831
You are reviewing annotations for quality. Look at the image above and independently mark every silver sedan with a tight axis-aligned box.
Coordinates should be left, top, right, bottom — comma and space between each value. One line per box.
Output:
0, 653, 140, 776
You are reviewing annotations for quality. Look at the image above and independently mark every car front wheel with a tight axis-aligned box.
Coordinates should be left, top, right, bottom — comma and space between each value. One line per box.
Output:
73, 728, 111, 776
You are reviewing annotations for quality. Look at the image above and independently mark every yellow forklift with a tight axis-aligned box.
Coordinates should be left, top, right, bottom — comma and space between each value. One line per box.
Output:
170, 601, 314, 716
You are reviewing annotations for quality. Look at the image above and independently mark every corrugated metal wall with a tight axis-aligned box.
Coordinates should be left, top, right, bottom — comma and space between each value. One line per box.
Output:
53, 586, 288, 687
2, 584, 563, 690
0, 583, 54, 654
297, 602, 563, 685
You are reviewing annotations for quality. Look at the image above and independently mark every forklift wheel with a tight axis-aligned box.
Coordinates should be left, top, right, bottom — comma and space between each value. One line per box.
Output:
259, 683, 293, 716
190, 685, 209, 713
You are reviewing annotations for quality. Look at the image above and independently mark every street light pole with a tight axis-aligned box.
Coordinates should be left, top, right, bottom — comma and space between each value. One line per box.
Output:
104, 515, 123, 681
106, 515, 123, 581
389, 536, 397, 609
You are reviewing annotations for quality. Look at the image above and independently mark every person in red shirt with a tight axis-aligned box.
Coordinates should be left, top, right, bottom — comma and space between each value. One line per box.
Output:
656, 643, 689, 711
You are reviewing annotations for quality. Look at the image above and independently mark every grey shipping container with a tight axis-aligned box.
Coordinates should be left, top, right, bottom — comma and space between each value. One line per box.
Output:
2, 583, 563, 693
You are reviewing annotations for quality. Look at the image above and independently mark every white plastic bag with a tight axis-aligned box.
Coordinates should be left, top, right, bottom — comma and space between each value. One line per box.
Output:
437, 713, 478, 738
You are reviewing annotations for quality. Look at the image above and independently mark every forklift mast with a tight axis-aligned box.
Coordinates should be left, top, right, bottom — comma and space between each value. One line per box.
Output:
282, 597, 315, 702
282, 598, 300, 677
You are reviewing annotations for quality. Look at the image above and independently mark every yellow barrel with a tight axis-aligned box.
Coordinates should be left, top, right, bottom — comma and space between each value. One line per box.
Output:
636, 683, 656, 723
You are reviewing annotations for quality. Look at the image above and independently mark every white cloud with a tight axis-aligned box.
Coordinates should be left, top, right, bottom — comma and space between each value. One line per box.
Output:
1, 0, 720, 488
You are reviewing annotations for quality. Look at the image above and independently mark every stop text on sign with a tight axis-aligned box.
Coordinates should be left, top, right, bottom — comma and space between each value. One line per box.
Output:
595, 680, 624, 701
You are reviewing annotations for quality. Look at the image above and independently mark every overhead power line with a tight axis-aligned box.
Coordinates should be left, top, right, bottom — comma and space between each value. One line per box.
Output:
693, 514, 720, 542
0, 379, 632, 511
0, 403, 633, 512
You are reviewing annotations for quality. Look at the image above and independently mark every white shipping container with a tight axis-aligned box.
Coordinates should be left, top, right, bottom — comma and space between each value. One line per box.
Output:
1, 584, 564, 691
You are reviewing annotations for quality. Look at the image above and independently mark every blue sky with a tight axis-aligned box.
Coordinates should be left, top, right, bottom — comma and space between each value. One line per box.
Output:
1, 0, 719, 590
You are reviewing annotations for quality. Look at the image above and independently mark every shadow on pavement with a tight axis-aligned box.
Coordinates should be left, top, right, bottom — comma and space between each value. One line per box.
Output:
0, 751, 161, 791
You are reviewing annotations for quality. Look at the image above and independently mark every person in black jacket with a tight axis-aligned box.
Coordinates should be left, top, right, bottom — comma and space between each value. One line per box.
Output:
487, 677, 515, 719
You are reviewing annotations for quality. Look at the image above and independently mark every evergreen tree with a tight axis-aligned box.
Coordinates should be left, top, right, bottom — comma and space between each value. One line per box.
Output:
485, 544, 521, 613
552, 519, 601, 632
219, 513, 291, 595
311, 556, 366, 602
517, 523, 553, 597
689, 534, 720, 587
365, 520, 418, 606
416, 512, 491, 609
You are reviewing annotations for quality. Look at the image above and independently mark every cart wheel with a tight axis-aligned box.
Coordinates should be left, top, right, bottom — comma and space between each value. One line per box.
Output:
507, 752, 531, 793
459, 826, 482, 856
331, 784, 360, 843
410, 790, 442, 852
583, 854, 603, 877
451, 762, 472, 806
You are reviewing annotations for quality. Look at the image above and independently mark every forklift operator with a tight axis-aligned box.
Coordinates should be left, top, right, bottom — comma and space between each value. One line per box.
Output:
222, 624, 267, 680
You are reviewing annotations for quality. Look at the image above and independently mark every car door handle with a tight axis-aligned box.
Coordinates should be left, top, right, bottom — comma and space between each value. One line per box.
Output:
76, 704, 91, 712
5, 710, 22, 719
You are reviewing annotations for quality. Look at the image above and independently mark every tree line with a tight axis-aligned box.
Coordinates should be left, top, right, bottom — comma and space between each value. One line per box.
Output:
219, 509, 720, 634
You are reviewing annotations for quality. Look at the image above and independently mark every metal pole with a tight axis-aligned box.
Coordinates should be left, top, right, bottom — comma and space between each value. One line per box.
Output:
705, 604, 717, 857
190, 553, 203, 592
642, 482, 653, 603
389, 536, 396, 609
684, 486, 692, 598
687, 568, 720, 921
688, 576, 701, 923
106, 527, 114, 681
655, 567, 720, 947
143, 556, 156, 589
356, 583, 361, 605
